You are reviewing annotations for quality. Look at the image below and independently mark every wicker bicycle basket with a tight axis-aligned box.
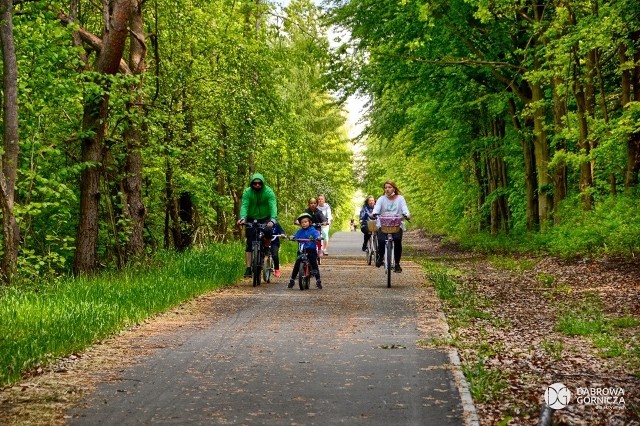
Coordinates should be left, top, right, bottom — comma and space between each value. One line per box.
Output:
379, 216, 402, 234
367, 220, 378, 233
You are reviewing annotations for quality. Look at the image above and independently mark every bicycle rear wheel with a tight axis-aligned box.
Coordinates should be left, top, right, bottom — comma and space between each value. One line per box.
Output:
263, 254, 274, 283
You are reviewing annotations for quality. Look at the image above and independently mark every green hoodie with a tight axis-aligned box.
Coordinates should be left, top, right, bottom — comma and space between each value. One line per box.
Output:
239, 173, 278, 222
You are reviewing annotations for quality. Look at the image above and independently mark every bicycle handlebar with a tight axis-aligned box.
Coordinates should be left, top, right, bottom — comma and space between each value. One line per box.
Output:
369, 214, 410, 221
289, 237, 323, 242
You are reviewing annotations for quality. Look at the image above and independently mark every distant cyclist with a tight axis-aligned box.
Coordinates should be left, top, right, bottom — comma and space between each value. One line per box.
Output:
359, 195, 376, 251
371, 181, 410, 272
237, 173, 278, 277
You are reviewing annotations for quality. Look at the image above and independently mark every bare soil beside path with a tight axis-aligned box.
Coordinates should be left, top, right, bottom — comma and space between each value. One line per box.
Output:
402, 229, 640, 425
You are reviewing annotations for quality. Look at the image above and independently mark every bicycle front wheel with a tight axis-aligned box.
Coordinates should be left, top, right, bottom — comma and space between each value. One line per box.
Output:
386, 240, 393, 288
298, 261, 306, 290
252, 243, 261, 287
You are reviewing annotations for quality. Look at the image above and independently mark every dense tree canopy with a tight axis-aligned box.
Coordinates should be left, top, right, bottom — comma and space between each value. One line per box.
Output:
328, 0, 640, 255
0, 0, 354, 283
1, 0, 639, 283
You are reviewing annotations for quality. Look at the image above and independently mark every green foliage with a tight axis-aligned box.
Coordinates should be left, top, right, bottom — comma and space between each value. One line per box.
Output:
0, 242, 244, 386
556, 293, 606, 336
540, 338, 564, 361
462, 358, 507, 403
488, 256, 537, 273
328, 0, 640, 260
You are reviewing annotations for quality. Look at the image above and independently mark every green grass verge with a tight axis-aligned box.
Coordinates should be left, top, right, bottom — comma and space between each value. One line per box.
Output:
0, 242, 251, 387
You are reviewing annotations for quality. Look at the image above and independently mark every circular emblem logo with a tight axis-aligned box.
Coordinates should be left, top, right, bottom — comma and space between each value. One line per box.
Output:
544, 382, 572, 409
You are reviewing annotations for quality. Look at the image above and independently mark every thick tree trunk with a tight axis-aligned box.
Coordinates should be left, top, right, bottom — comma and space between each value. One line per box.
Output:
74, 0, 133, 275
121, 0, 147, 260
0, 0, 20, 284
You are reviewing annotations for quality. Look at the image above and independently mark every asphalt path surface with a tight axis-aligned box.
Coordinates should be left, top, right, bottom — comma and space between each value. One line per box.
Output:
67, 232, 475, 425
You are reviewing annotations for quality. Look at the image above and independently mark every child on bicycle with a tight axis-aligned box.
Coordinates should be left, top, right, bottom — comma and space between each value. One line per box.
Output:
289, 213, 322, 289
295, 197, 327, 256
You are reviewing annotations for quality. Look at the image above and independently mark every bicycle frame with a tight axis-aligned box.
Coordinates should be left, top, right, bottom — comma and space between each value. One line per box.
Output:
296, 242, 311, 290
366, 228, 378, 266
290, 236, 322, 290
377, 215, 404, 288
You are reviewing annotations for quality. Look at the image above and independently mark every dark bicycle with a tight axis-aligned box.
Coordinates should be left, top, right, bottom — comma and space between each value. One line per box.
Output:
244, 220, 272, 287
364, 220, 378, 266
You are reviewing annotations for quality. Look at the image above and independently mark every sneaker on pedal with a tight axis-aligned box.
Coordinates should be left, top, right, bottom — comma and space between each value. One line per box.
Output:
244, 267, 252, 277
287, 279, 295, 289
394, 264, 402, 273
316, 279, 322, 289
274, 269, 281, 278
362, 243, 367, 251
375, 257, 382, 268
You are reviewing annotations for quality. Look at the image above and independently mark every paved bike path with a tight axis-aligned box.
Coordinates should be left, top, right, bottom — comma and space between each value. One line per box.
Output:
67, 232, 476, 425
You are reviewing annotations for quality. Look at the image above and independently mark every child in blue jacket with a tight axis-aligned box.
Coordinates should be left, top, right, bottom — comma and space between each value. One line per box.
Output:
289, 213, 322, 289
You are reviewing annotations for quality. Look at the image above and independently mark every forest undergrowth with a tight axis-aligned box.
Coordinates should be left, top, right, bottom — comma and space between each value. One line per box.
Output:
404, 230, 639, 425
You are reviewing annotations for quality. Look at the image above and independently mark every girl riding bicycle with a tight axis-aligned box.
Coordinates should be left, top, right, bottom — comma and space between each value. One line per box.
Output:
359, 195, 376, 251
289, 213, 322, 289
371, 181, 410, 272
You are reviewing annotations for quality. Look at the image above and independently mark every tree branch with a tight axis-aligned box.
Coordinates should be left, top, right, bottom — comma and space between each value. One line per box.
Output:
58, 11, 132, 75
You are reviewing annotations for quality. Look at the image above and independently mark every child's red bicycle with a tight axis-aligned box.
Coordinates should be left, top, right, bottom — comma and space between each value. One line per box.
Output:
290, 237, 322, 290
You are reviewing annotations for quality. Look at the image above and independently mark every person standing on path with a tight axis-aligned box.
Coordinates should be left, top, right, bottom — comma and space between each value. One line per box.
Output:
372, 181, 410, 272
317, 194, 332, 255
237, 173, 278, 277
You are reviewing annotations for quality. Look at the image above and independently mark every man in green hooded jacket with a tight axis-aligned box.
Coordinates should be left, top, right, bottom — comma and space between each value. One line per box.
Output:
237, 173, 278, 277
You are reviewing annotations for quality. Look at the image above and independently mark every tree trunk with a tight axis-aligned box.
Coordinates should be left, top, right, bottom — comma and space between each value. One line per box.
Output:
508, 98, 538, 231
0, 0, 20, 284
574, 85, 594, 210
619, 40, 640, 188
473, 152, 489, 232
121, 0, 147, 260
531, 80, 553, 226
552, 76, 568, 221
74, 0, 133, 275
624, 32, 640, 188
